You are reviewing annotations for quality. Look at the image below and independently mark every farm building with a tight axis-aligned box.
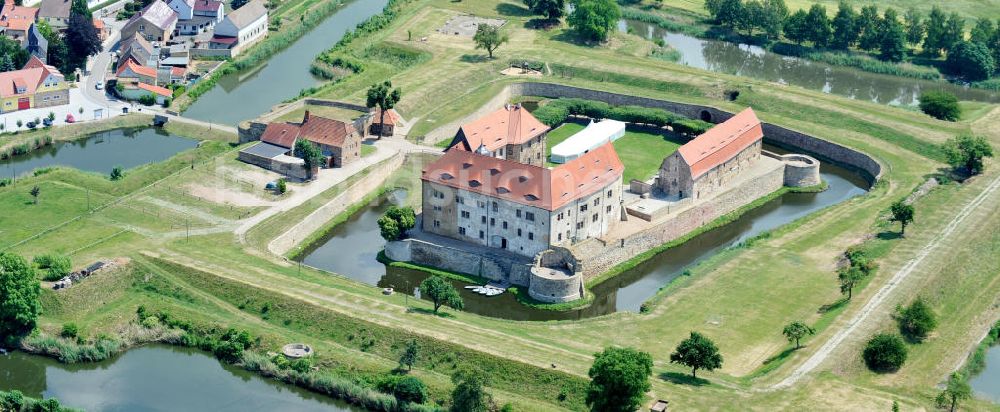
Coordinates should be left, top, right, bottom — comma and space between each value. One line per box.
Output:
549, 119, 626, 164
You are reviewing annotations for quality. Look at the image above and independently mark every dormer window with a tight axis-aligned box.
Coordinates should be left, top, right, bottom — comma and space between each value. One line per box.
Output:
469, 180, 481, 187
440, 173, 453, 180
497, 187, 509, 194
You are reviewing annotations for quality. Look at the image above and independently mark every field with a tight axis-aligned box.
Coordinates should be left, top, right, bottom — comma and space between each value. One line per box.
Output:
6, 0, 1000, 410
545, 120, 683, 183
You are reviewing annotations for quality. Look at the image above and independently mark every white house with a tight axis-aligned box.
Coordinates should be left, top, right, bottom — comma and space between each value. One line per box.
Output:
170, 0, 223, 35
167, 0, 193, 20
550, 119, 626, 164
209, 0, 267, 56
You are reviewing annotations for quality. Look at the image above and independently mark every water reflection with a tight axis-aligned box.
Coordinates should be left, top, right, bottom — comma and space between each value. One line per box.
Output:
971, 345, 1000, 403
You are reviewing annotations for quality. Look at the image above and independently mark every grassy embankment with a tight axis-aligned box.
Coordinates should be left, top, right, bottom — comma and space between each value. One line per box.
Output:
9, 0, 1000, 410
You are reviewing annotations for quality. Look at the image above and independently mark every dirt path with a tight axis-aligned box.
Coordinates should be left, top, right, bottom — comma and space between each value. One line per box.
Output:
771, 172, 1000, 389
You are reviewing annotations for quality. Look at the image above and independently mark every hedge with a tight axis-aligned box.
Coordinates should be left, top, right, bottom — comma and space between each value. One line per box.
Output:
533, 97, 712, 135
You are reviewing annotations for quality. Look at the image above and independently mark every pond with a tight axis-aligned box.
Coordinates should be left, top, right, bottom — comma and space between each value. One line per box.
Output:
0, 345, 363, 411
182, 0, 390, 126
620, 20, 1000, 106
971, 345, 1000, 403
0, 127, 198, 179
298, 153, 868, 321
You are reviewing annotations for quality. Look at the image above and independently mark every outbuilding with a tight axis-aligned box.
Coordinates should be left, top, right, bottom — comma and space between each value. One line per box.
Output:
549, 119, 626, 164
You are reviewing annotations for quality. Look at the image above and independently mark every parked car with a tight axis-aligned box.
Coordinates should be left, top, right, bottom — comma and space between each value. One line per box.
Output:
26, 121, 36, 129
95, 81, 104, 90
42, 118, 53, 127
66, 114, 76, 123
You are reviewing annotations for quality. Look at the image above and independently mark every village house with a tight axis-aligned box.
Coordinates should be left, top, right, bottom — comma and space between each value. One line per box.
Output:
116, 59, 157, 85
120, 82, 171, 104
36, 0, 68, 30
0, 56, 68, 113
238, 111, 363, 177
168, 0, 223, 35
1, 0, 39, 43
25, 24, 47, 62
118, 33, 155, 67
368, 108, 400, 137
209, 0, 266, 56
121, 0, 178, 42
656, 108, 763, 200
421, 142, 624, 258
93, 18, 108, 41
445, 103, 550, 167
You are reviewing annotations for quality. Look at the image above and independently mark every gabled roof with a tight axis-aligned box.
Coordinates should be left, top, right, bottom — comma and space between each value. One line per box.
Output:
299, 112, 356, 147
371, 108, 400, 126
677, 108, 763, 179
224, 0, 265, 29
26, 23, 47, 48
117, 59, 157, 78
37, 0, 69, 19
0, 58, 63, 98
451, 104, 549, 153
260, 123, 300, 149
125, 0, 178, 31
193, 0, 222, 12
1, 1, 39, 31
137, 82, 172, 97
424, 142, 623, 211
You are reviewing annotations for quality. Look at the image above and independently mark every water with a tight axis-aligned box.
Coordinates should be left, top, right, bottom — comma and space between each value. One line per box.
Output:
0, 127, 198, 178
182, 0, 389, 125
971, 346, 1000, 403
300, 157, 868, 321
621, 20, 1000, 106
0, 345, 362, 412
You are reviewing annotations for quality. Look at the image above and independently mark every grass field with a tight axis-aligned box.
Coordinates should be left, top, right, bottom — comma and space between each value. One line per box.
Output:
545, 120, 683, 182
8, 0, 1000, 410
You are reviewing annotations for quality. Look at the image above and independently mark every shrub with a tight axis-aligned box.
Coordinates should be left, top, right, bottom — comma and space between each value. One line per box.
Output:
137, 94, 156, 106
392, 376, 428, 404
896, 297, 937, 342
862, 333, 907, 372
34, 253, 71, 281
276, 178, 287, 194
918, 91, 961, 121
943, 134, 994, 176
60, 323, 79, 339
110, 166, 124, 181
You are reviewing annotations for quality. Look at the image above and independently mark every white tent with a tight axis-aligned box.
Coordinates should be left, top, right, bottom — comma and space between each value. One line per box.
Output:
549, 119, 626, 164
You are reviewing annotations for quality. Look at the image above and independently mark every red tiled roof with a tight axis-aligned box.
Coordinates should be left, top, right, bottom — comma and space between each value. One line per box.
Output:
170, 66, 185, 77
92, 18, 105, 29
0, 58, 62, 98
423, 142, 623, 211
137, 82, 172, 97
299, 113, 356, 147
678, 108, 763, 179
0, 2, 38, 31
260, 123, 300, 149
117, 59, 157, 79
193, 0, 221, 11
371, 108, 400, 126
452, 105, 549, 153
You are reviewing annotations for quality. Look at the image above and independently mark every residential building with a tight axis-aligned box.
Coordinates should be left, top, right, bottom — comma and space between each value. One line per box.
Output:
367, 108, 400, 137
550, 119, 626, 164
121, 0, 178, 42
25, 23, 47, 62
445, 104, 550, 167
1, 0, 39, 43
118, 33, 155, 67
0, 56, 68, 113
421, 142, 624, 258
120, 82, 171, 104
244, 111, 363, 170
37, 0, 69, 29
656, 107, 763, 200
167, 0, 194, 20
210, 0, 266, 56
169, 0, 222, 35
116, 59, 157, 85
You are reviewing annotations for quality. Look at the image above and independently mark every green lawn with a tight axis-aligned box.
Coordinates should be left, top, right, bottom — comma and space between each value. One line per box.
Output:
546, 120, 683, 183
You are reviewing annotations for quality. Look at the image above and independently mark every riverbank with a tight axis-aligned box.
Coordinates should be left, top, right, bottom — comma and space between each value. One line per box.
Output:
0, 389, 80, 412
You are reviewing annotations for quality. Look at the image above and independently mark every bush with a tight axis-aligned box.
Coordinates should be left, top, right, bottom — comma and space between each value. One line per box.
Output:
110, 166, 124, 181
919, 91, 961, 121
60, 323, 79, 339
34, 253, 71, 281
896, 297, 937, 342
137, 94, 156, 106
392, 376, 428, 404
862, 333, 907, 372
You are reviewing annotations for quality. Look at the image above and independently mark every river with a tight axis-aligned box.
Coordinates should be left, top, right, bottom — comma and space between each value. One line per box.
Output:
620, 20, 1000, 106
971, 345, 1000, 403
0, 345, 362, 412
0, 127, 197, 179
181, 0, 389, 126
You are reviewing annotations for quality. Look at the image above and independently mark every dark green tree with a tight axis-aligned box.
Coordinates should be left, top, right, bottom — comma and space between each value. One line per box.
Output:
393, 376, 428, 404
935, 373, 972, 412
64, 14, 102, 74
567, 0, 621, 42
946, 41, 996, 81
760, 0, 788, 40
878, 10, 907, 62
838, 266, 864, 300
377, 215, 400, 241
715, 0, 743, 29
669, 331, 723, 378
0, 253, 42, 345
0, 55, 14, 72
585, 346, 653, 412
70, 0, 92, 19
830, 1, 859, 50
856, 5, 881, 51
365, 81, 401, 139
918, 90, 961, 121
705, 0, 723, 21
399, 339, 418, 371
30, 186, 40, 204
231, 0, 248, 9
379, 206, 415, 241
942, 12, 965, 53
896, 297, 937, 342
419, 276, 463, 314
804, 4, 831, 47
923, 6, 947, 56
944, 134, 994, 175
783, 9, 809, 45
903, 8, 925, 46
450, 368, 491, 412
889, 199, 914, 236
862, 333, 907, 372
472, 23, 508, 59
736, 0, 764, 37
970, 18, 996, 45
110, 166, 124, 181
293, 140, 325, 178
0, 37, 29, 69
522, 0, 564, 20
782, 321, 815, 349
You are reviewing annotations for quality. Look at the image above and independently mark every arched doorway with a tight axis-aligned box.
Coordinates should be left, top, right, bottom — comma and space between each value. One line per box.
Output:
700, 110, 712, 122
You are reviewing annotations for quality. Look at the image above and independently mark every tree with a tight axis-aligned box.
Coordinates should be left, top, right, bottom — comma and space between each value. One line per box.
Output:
0, 253, 42, 345
0, 55, 14, 72
946, 41, 997, 81
377, 215, 401, 241
830, 1, 859, 50
379, 206, 415, 241
523, 0, 564, 21
567, 0, 621, 42
888, 199, 914, 236
37, 21, 67, 74
393, 376, 428, 404
903, 9, 925, 46
862, 333, 907, 372
70, 0, 91, 19
804, 4, 831, 47
782, 321, 815, 349
715, 0, 743, 29
669, 331, 723, 378
705, 0, 723, 22
231, 0, 247, 9
943, 12, 965, 53
64, 14, 102, 75
585, 347, 653, 412
783, 9, 810, 45
110, 166, 124, 181
0, 37, 29, 69
971, 18, 996, 45
755, 0, 786, 40
473, 23, 508, 59
856, 5, 881, 51
365, 81, 401, 139
399, 339, 418, 371
935, 373, 972, 412
923, 6, 947, 56
419, 276, 463, 314
276, 178, 287, 194
30, 186, 40, 204
737, 0, 765, 38
918, 90, 961, 121
450, 368, 491, 412
293, 140, 325, 178
838, 266, 864, 300
944, 134, 995, 175
878, 9, 907, 62
896, 297, 937, 342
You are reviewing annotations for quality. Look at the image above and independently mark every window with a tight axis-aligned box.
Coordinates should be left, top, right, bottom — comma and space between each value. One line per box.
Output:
592, 213, 599, 222
502, 221, 508, 229
516, 210, 521, 218
492, 202, 498, 212
490, 218, 495, 226
557, 212, 563, 221
456, 196, 464, 204
593, 198, 600, 206
479, 230, 485, 239
607, 190, 613, 198
481, 216, 486, 224
576, 222, 584, 229
525, 212, 535, 222
607, 205, 612, 213
528, 232, 534, 240
580, 204, 588, 212
461, 211, 470, 219
557, 233, 562, 241
433, 220, 440, 228
477, 201, 486, 208
517, 228, 522, 237
459, 227, 466, 235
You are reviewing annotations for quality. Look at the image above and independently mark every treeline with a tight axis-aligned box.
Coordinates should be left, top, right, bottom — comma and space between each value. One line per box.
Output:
704, 1, 1000, 82
0, 391, 80, 412
533, 97, 713, 135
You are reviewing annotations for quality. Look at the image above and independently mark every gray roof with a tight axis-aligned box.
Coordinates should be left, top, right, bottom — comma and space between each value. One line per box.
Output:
226, 0, 266, 29
119, 34, 154, 66
38, 0, 71, 18
241, 142, 288, 159
27, 24, 48, 52
125, 0, 178, 31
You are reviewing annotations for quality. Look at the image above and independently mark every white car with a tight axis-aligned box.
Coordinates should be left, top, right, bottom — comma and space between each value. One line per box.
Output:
95, 81, 104, 90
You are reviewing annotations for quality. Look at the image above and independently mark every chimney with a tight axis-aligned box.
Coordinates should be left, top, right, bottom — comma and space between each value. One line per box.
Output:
303, 110, 310, 123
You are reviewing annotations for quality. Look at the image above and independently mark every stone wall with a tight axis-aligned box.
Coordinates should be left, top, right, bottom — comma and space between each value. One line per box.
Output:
401, 238, 534, 286
771, 153, 822, 187
239, 121, 268, 144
